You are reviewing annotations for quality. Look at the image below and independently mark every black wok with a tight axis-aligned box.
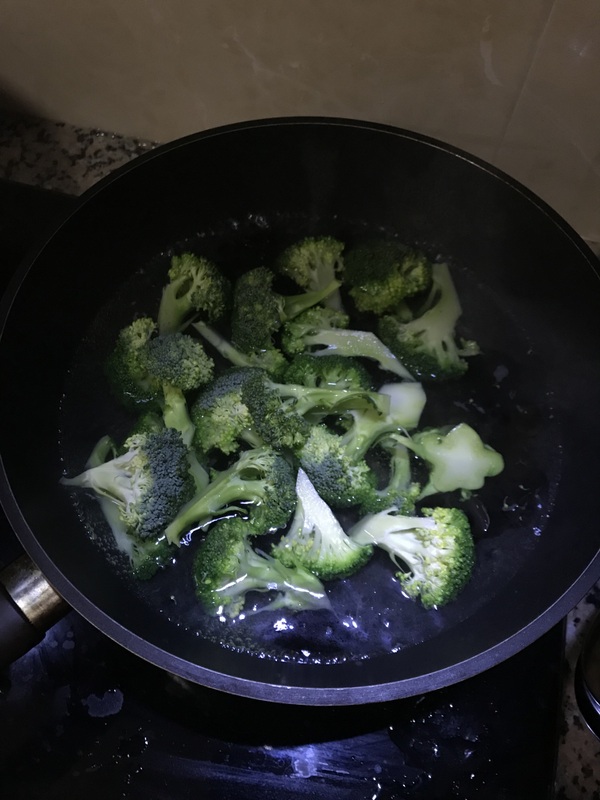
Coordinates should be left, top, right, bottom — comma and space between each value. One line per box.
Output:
1, 117, 599, 705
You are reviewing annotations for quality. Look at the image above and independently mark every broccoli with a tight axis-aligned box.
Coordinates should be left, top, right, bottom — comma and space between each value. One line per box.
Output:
61, 428, 194, 539
190, 367, 307, 455
241, 367, 390, 431
157, 252, 232, 334
105, 317, 161, 410
282, 353, 373, 392
276, 235, 345, 311
280, 306, 414, 381
377, 262, 479, 381
164, 446, 296, 544
295, 382, 426, 510
273, 468, 373, 581
144, 331, 215, 392
192, 320, 288, 379
106, 322, 214, 446
298, 424, 376, 509
61, 429, 195, 578
349, 506, 475, 608
343, 240, 432, 315
398, 423, 505, 498
230, 266, 340, 353
339, 382, 428, 462
193, 516, 331, 618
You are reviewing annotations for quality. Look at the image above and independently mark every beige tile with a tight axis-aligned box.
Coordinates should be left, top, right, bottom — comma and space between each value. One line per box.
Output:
496, 0, 600, 240
0, 0, 551, 162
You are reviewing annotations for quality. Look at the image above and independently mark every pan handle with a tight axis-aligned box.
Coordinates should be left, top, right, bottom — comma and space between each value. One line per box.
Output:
0, 554, 68, 667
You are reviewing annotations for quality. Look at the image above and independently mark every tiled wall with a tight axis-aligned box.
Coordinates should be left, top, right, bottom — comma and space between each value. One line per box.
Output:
1, 0, 599, 241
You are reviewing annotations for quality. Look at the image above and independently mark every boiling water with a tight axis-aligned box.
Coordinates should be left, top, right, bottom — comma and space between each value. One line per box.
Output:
59, 212, 560, 665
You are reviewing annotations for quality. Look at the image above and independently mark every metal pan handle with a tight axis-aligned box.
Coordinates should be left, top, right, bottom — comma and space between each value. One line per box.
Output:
0, 554, 68, 666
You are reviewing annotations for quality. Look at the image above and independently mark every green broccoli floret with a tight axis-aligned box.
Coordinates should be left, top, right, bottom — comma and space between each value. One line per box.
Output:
144, 331, 215, 392
349, 506, 475, 608
281, 306, 414, 381
398, 423, 505, 499
105, 317, 161, 410
339, 382, 428, 462
194, 516, 331, 618
283, 353, 373, 391
273, 468, 373, 581
61, 428, 194, 539
164, 446, 296, 544
145, 332, 215, 445
377, 262, 479, 381
296, 382, 426, 510
298, 424, 376, 509
157, 252, 232, 334
190, 367, 265, 455
192, 320, 289, 379
106, 321, 215, 445
61, 429, 195, 578
241, 367, 389, 434
344, 240, 432, 315
276, 235, 345, 311
231, 266, 341, 353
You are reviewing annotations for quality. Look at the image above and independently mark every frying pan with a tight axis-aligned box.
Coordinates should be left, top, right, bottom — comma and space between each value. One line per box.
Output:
1, 117, 599, 706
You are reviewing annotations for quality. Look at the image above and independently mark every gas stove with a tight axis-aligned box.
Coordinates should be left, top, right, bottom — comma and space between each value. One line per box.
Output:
0, 178, 565, 799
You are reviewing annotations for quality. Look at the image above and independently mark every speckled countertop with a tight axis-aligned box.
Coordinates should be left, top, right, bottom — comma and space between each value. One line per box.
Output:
0, 111, 599, 799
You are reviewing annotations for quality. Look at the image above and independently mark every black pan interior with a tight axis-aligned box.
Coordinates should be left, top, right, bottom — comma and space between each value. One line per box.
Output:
1, 118, 599, 704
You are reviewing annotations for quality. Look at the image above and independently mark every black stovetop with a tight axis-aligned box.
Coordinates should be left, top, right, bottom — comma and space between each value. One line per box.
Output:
0, 177, 565, 800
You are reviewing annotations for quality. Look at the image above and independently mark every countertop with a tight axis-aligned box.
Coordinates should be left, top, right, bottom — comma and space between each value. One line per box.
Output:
0, 111, 598, 799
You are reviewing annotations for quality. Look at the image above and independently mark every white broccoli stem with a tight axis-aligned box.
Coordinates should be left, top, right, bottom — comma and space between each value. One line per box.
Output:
307, 329, 415, 381
192, 320, 248, 367
290, 468, 349, 558
378, 382, 427, 430
349, 512, 434, 546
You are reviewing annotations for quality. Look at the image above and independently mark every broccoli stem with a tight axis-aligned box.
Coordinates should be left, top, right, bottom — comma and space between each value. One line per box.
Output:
304, 328, 414, 381
193, 320, 253, 368
165, 475, 268, 544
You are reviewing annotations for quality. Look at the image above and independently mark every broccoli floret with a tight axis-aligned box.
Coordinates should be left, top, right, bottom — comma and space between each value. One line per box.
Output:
61, 429, 195, 578
145, 332, 215, 445
61, 428, 194, 540
377, 262, 479, 381
106, 322, 214, 445
157, 252, 231, 334
339, 382, 428, 462
164, 446, 296, 544
105, 317, 161, 410
283, 353, 373, 391
400, 423, 505, 498
281, 306, 414, 381
231, 266, 340, 353
192, 320, 288, 379
190, 367, 265, 455
298, 424, 376, 509
276, 235, 345, 311
144, 332, 215, 392
273, 468, 373, 581
344, 240, 432, 315
349, 506, 475, 608
241, 368, 389, 433
194, 517, 331, 618
296, 383, 426, 509
77, 435, 172, 579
